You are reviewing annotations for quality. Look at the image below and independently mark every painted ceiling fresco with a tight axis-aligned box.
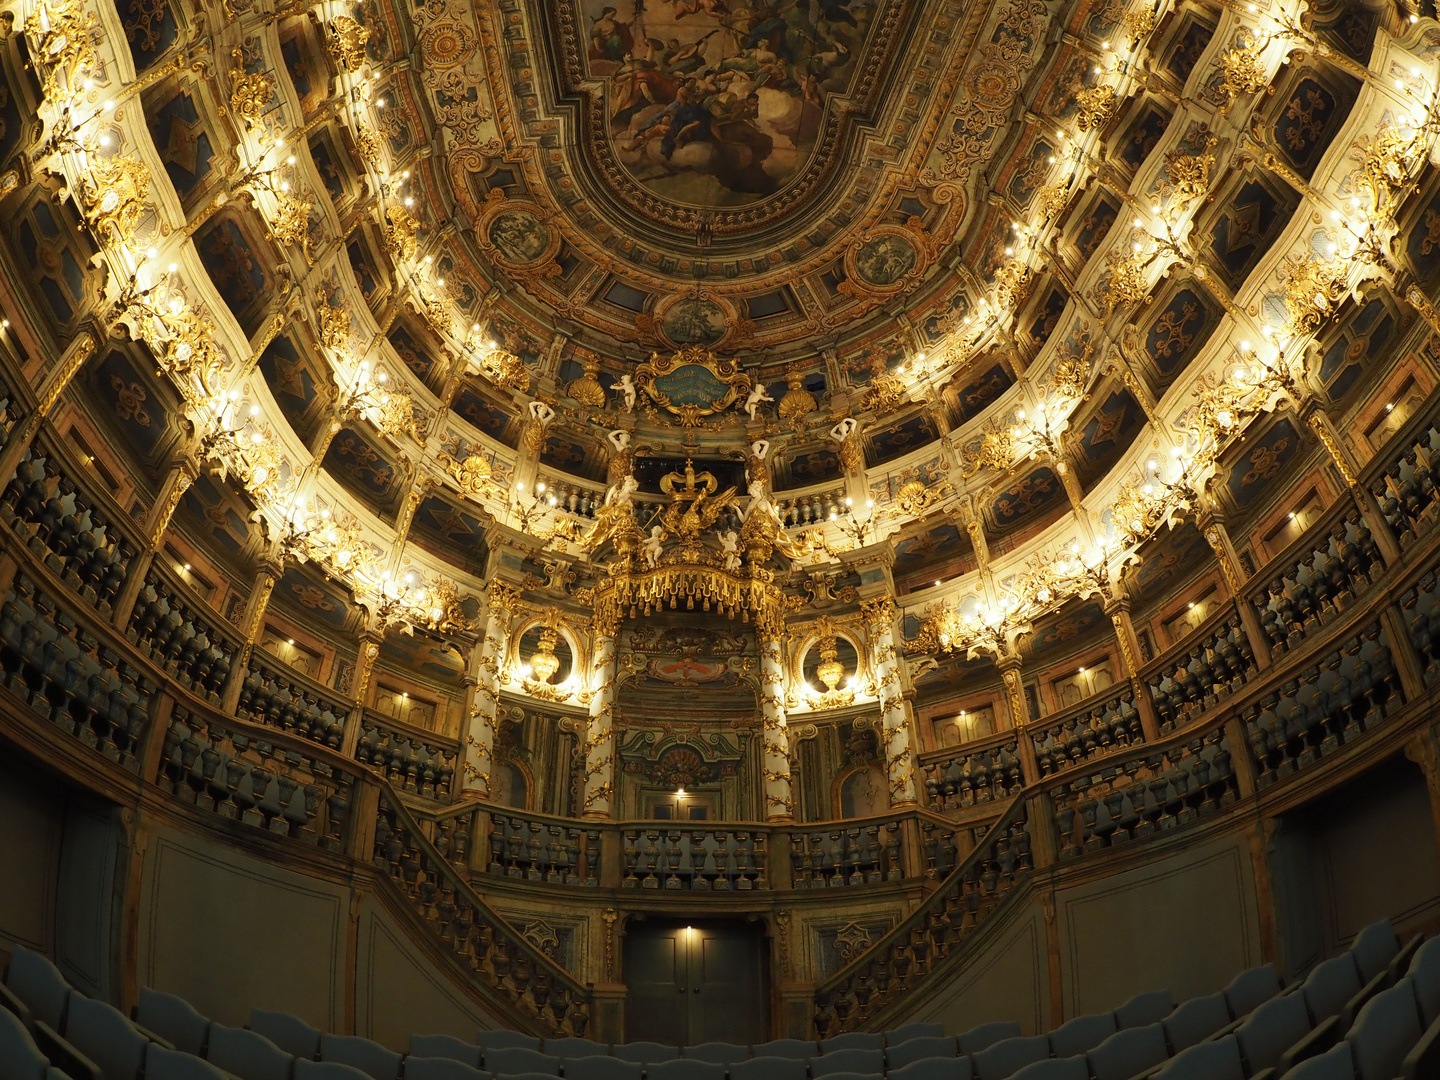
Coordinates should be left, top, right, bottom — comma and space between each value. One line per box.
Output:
578, 0, 880, 208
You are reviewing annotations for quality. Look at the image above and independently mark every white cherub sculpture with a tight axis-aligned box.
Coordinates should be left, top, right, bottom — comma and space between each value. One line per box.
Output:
605, 474, 639, 506
720, 529, 741, 571
611, 374, 637, 413
744, 382, 774, 421
643, 524, 665, 567
829, 416, 858, 444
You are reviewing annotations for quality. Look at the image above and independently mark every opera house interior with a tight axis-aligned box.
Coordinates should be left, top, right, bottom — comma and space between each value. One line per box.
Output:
7, 0, 1440, 1076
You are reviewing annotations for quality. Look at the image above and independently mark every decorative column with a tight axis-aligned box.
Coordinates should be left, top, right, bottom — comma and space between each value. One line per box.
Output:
1198, 512, 1272, 668
1105, 596, 1162, 743
996, 648, 1040, 787
219, 559, 282, 713
864, 597, 917, 807
583, 607, 619, 819
462, 581, 518, 799
757, 605, 794, 822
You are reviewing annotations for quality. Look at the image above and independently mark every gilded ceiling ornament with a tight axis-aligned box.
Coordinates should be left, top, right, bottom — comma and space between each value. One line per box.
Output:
141, 307, 226, 407
860, 361, 906, 414
1034, 184, 1069, 221
475, 341, 529, 392
315, 291, 351, 353
1074, 85, 1116, 132
1281, 256, 1349, 338
24, 0, 98, 102
1220, 45, 1268, 97
384, 204, 420, 262
437, 450, 496, 499
1099, 248, 1150, 315
963, 424, 1016, 477
326, 15, 370, 73
374, 389, 422, 441
777, 367, 817, 430
894, 478, 943, 516
1163, 136, 1217, 209
992, 258, 1032, 312
839, 222, 931, 298
1047, 352, 1089, 401
417, 279, 452, 337
1355, 127, 1419, 225
228, 58, 274, 130
270, 193, 313, 265
567, 359, 607, 407
633, 347, 753, 428
83, 156, 151, 249
1123, 5, 1156, 43
354, 123, 383, 168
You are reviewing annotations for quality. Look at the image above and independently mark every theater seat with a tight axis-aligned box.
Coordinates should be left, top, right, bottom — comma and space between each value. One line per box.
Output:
811, 1049, 883, 1076
886, 1026, 945, 1046
1235, 991, 1312, 1075
681, 1045, 749, 1065
295, 1062, 373, 1080
886, 1058, 973, 1080
482, 1048, 559, 1077
972, 1035, 1047, 1080
63, 995, 148, 1080
205, 1023, 294, 1080
1047, 1013, 1116, 1058
319, 1035, 401, 1080
1154, 1034, 1244, 1080
751, 1041, 814, 1061
542, 1040, 607, 1060
956, 1023, 1020, 1057
136, 990, 209, 1058
729, 1055, 808, 1080
648, 1060, 725, 1080
1114, 991, 1174, 1029
1086, 1023, 1167, 1080
560, 1056, 641, 1080
1304, 956, 1365, 1024
1162, 992, 1231, 1052
819, 1035, 883, 1054
5, 948, 70, 1032
1286, 1044, 1357, 1080
0, 1005, 50, 1080
1351, 920, 1400, 983
476, 1033, 541, 1055
146, 1044, 228, 1080
886, 1036, 959, 1070
404, 1058, 489, 1080
1346, 981, 1422, 1080
407, 1037, 481, 1069
1009, 1059, 1087, 1080
1223, 965, 1283, 1019
250, 1012, 321, 1062
611, 1043, 677, 1064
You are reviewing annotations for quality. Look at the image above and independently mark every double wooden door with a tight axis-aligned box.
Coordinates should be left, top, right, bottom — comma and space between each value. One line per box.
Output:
624, 920, 767, 1045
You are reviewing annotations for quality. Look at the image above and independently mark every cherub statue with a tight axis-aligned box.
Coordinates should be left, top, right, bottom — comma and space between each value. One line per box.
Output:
720, 529, 741, 571
605, 474, 639, 507
744, 382, 774, 421
611, 374, 637, 413
643, 524, 665, 567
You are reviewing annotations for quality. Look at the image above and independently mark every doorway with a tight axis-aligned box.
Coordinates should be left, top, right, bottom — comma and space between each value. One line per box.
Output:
623, 919, 768, 1045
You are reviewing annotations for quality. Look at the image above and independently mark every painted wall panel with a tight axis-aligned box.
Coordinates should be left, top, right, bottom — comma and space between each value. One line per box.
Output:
137, 827, 346, 1030
907, 897, 1049, 1036
355, 895, 507, 1048
1057, 836, 1260, 1016
0, 753, 64, 952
